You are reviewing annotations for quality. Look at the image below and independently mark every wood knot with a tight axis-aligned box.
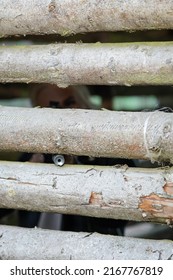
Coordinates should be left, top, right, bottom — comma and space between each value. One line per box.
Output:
48, 0, 56, 12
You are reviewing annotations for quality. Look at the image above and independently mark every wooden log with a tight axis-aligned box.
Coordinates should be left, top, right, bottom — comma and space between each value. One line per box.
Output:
1, 161, 173, 224
1, 0, 173, 37
0, 225, 173, 259
0, 106, 173, 163
0, 43, 173, 86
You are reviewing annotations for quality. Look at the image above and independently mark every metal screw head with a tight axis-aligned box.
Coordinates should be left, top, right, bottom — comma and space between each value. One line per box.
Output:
52, 154, 65, 166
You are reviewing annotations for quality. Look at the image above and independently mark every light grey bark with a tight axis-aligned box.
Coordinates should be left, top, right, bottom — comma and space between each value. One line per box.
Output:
0, 43, 173, 86
1, 161, 173, 224
0, 0, 173, 37
0, 225, 173, 260
0, 106, 173, 163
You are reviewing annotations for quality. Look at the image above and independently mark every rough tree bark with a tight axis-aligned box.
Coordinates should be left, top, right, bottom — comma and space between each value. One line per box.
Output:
0, 225, 173, 260
0, 107, 173, 163
0, 161, 173, 224
0, 43, 173, 86
0, 0, 173, 37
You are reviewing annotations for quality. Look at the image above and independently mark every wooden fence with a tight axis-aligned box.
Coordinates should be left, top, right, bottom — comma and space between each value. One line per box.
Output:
0, 0, 173, 259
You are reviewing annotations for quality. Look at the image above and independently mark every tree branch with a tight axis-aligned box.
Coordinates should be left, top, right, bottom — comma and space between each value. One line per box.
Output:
1, 161, 173, 224
0, 107, 173, 163
0, 43, 173, 86
0, 225, 173, 259
1, 0, 173, 37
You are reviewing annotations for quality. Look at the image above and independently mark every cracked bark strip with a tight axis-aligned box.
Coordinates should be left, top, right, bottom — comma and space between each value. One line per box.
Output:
1, 161, 173, 223
139, 194, 173, 225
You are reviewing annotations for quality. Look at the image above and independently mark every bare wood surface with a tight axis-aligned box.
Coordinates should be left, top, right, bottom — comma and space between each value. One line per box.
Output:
0, 106, 173, 163
1, 0, 173, 37
0, 43, 173, 86
0, 161, 173, 224
0, 225, 173, 260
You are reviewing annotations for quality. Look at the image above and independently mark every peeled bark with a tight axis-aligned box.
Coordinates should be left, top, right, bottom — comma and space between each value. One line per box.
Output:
0, 106, 173, 163
1, 0, 173, 37
0, 43, 173, 86
0, 225, 173, 260
1, 161, 173, 224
